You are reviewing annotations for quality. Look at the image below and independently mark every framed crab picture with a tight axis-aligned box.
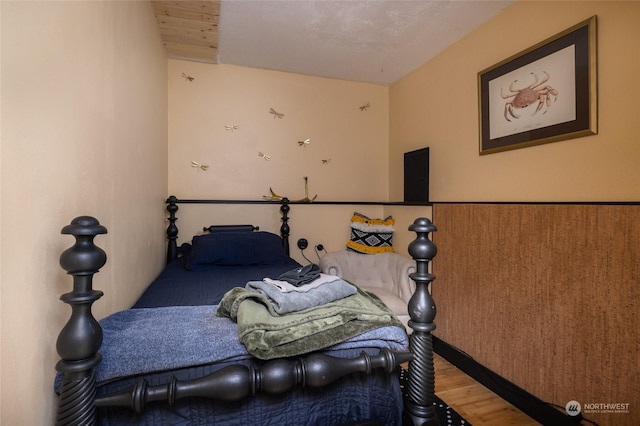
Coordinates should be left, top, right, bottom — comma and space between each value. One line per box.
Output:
478, 16, 597, 155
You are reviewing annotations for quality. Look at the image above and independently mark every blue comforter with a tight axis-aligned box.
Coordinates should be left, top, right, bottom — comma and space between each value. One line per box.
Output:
93, 305, 408, 384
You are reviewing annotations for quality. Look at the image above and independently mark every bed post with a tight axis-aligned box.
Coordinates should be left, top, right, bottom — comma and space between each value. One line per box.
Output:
166, 195, 179, 264
280, 198, 291, 256
406, 217, 439, 426
56, 216, 107, 425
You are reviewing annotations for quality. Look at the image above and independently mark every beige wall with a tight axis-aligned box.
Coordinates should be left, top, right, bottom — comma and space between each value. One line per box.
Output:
168, 60, 390, 201
390, 1, 640, 202
167, 60, 407, 261
0, 1, 168, 424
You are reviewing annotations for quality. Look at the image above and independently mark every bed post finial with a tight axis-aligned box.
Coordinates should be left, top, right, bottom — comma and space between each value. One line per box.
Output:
166, 195, 179, 264
56, 216, 107, 426
406, 217, 439, 426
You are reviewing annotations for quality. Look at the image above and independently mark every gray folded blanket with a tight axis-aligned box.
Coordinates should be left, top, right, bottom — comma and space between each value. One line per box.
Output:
217, 287, 403, 360
245, 278, 357, 314
277, 263, 321, 286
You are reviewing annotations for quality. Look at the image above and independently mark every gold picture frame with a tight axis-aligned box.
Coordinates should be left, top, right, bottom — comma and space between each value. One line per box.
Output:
478, 16, 597, 155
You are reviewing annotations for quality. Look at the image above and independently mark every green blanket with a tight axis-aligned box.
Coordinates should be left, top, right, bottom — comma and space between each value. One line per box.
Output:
217, 286, 401, 359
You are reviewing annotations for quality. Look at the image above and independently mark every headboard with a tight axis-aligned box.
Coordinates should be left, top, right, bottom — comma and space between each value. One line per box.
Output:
165, 196, 291, 264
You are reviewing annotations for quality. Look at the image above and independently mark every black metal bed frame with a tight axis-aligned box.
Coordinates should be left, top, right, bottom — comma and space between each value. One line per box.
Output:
54, 196, 439, 425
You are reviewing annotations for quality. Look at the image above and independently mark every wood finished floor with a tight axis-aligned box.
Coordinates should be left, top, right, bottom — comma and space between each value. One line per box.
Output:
433, 354, 541, 426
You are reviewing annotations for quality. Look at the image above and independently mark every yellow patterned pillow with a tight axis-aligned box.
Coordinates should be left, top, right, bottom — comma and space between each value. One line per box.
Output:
346, 212, 395, 254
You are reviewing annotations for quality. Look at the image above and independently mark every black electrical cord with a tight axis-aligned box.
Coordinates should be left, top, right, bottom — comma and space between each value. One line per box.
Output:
314, 244, 326, 261
299, 248, 313, 264
297, 238, 313, 264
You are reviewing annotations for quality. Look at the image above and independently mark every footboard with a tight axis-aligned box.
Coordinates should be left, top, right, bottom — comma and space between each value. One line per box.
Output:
94, 348, 410, 413
55, 215, 439, 425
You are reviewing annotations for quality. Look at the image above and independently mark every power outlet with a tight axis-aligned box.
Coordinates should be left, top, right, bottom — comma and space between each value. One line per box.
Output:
297, 238, 308, 250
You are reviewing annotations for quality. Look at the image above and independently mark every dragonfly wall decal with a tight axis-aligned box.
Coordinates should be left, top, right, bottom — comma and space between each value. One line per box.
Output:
269, 108, 284, 119
191, 161, 208, 171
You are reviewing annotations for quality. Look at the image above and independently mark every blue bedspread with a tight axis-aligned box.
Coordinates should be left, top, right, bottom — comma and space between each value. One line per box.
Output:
95, 305, 408, 384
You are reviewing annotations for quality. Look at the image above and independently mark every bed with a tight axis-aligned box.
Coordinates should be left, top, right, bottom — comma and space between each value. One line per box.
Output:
54, 196, 440, 426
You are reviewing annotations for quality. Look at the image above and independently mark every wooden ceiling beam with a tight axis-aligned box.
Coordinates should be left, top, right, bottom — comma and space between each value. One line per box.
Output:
161, 29, 217, 48
151, 0, 220, 63
163, 41, 218, 63
156, 14, 217, 33
151, 1, 220, 21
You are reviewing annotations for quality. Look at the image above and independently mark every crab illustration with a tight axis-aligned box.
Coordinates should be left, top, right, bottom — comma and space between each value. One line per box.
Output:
501, 71, 558, 122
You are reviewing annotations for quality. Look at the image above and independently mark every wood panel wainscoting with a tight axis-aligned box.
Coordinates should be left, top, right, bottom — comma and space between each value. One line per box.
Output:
431, 203, 639, 426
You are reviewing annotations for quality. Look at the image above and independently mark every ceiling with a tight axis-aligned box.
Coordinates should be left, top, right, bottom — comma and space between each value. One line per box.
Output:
151, 0, 514, 86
